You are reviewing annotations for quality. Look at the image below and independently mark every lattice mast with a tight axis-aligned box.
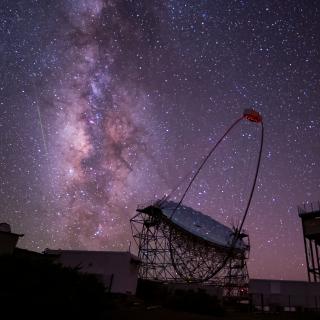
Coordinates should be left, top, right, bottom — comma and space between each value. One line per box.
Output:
299, 201, 320, 282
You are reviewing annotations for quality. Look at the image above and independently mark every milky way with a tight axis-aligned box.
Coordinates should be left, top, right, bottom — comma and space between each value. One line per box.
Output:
46, 0, 168, 249
1, 0, 320, 281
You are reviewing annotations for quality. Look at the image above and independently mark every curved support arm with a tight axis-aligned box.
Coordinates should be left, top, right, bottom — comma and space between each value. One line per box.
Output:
168, 110, 264, 282
170, 116, 244, 219
235, 120, 264, 240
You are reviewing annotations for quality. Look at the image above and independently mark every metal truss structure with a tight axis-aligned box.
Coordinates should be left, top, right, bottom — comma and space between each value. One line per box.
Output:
130, 203, 250, 295
223, 236, 250, 297
299, 201, 320, 282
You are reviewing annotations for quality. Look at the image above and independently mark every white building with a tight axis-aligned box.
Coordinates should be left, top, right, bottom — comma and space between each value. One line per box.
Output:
249, 279, 320, 312
44, 249, 140, 295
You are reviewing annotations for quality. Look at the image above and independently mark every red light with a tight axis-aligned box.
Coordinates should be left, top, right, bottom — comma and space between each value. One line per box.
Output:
243, 108, 262, 123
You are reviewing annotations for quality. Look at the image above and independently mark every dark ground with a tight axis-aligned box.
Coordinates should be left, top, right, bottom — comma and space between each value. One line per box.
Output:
112, 308, 320, 320
109, 307, 320, 320
106, 294, 320, 320
2, 253, 319, 320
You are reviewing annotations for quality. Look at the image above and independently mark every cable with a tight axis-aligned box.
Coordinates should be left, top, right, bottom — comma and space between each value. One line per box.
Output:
170, 116, 244, 219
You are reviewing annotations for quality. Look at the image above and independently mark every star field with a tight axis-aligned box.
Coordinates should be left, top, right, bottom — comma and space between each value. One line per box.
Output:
0, 0, 319, 281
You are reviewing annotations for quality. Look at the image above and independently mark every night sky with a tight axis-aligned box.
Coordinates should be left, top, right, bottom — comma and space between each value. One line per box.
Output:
1, 0, 319, 281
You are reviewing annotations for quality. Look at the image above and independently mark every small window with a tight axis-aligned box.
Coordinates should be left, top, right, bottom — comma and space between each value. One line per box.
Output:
284, 306, 296, 312
255, 306, 270, 312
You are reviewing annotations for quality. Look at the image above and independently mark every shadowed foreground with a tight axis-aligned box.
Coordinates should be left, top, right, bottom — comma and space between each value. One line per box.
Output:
1, 252, 319, 320
0, 252, 106, 319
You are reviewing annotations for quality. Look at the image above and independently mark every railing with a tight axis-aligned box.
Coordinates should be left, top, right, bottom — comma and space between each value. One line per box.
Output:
137, 199, 164, 210
298, 201, 320, 214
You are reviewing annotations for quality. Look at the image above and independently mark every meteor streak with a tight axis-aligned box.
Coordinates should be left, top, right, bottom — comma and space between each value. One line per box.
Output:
33, 81, 48, 155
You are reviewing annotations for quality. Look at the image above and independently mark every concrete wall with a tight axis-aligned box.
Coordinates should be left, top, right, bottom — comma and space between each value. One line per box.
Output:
249, 279, 320, 311
45, 250, 139, 294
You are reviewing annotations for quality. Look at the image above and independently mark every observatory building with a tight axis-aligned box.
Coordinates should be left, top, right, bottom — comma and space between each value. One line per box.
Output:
44, 249, 140, 294
299, 201, 320, 282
